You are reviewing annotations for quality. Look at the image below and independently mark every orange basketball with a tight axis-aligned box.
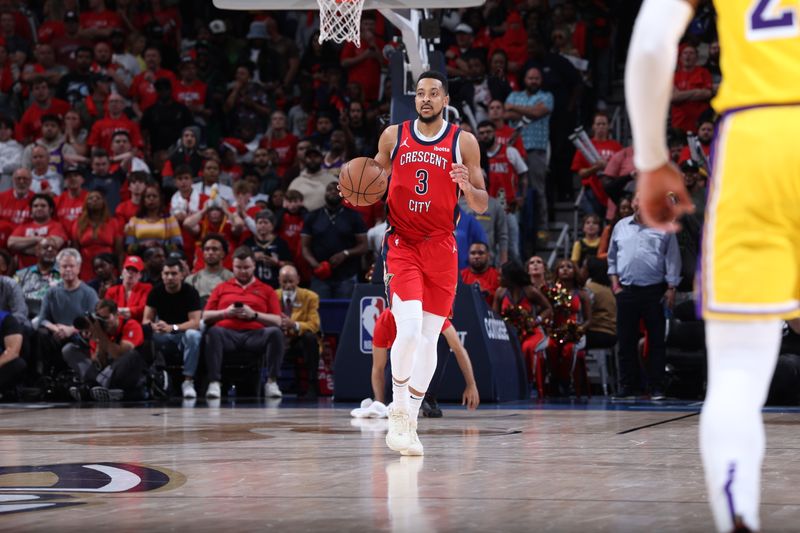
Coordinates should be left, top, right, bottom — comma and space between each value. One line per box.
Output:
339, 157, 387, 207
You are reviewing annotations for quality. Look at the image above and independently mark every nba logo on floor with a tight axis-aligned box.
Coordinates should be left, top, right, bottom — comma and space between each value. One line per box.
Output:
360, 297, 386, 354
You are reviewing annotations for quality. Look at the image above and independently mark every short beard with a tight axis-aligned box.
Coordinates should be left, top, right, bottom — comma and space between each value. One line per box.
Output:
417, 107, 443, 124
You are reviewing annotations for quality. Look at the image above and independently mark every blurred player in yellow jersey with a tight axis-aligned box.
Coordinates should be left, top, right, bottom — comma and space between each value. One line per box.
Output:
626, 0, 800, 531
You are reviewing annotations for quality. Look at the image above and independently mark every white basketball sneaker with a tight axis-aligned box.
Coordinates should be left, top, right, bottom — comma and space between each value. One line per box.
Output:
401, 421, 424, 456
386, 407, 412, 452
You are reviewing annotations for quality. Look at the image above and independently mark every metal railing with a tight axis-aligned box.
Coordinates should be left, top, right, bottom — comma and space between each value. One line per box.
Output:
547, 223, 571, 270
572, 186, 585, 243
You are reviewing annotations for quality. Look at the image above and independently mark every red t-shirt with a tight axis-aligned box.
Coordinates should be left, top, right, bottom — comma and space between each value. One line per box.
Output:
205, 277, 280, 331
259, 133, 298, 177
56, 190, 89, 225
460, 266, 500, 307
71, 217, 120, 280
11, 219, 69, 268
114, 200, 140, 227
570, 138, 623, 206
341, 39, 385, 101
0, 219, 13, 250
15, 98, 71, 143
87, 116, 144, 151
0, 190, 34, 224
173, 79, 207, 109
671, 66, 713, 132
130, 69, 179, 111
372, 308, 451, 349
105, 282, 153, 323
38, 20, 65, 44
90, 318, 144, 356
494, 124, 527, 158
79, 10, 123, 32
678, 143, 711, 164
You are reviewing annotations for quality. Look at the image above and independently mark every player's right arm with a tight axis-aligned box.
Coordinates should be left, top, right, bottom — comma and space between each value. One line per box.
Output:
372, 125, 399, 176
626, 0, 698, 231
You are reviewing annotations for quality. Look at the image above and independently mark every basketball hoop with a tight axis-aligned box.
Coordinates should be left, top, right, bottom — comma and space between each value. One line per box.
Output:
317, 0, 365, 47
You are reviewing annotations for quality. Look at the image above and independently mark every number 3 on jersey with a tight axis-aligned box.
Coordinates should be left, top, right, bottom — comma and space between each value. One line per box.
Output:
747, 0, 798, 41
415, 169, 428, 195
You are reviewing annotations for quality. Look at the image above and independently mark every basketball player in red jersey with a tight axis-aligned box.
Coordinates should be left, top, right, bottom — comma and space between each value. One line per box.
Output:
367, 71, 487, 455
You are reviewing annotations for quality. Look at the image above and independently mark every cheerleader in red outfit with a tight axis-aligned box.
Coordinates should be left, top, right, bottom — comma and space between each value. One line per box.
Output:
493, 261, 552, 397
546, 259, 593, 396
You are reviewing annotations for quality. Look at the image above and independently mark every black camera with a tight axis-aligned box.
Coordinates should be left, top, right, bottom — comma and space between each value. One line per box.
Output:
73, 311, 107, 330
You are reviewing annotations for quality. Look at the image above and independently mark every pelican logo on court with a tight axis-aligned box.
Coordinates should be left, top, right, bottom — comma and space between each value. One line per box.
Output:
0, 462, 182, 515
360, 296, 386, 354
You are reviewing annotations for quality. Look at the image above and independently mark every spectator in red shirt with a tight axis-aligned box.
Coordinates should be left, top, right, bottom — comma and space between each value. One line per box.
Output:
87, 93, 144, 151
21, 43, 67, 88
259, 111, 298, 178
105, 255, 152, 323
114, 171, 147, 227
73, 190, 122, 280
173, 56, 209, 122
678, 118, 713, 163
460, 242, 500, 307
129, 46, 178, 118
51, 11, 88, 66
184, 202, 244, 271
487, 99, 527, 157
0, 168, 34, 224
202, 246, 285, 399
78, 0, 123, 41
445, 23, 474, 77
671, 44, 712, 133
571, 111, 623, 217
91, 40, 130, 95
55, 164, 88, 224
15, 78, 71, 145
340, 14, 385, 102
8, 194, 68, 268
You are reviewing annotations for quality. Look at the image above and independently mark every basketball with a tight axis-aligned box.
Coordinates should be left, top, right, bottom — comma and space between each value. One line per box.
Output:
339, 157, 387, 207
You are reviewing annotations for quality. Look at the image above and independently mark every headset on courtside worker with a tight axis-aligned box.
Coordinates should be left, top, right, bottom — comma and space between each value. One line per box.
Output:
351, 308, 480, 419
626, 1, 800, 531
342, 71, 487, 456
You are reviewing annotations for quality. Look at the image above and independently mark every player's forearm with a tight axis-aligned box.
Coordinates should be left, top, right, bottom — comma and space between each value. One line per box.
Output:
625, 0, 694, 171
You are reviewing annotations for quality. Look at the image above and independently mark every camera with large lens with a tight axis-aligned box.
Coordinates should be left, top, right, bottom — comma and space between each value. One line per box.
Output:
73, 311, 107, 331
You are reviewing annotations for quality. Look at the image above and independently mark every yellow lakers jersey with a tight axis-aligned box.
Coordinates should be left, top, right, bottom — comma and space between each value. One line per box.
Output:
713, 0, 800, 113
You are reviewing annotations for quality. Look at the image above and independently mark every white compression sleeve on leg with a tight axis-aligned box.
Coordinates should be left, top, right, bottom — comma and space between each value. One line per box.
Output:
390, 295, 423, 413
700, 319, 782, 532
625, 0, 694, 171
408, 312, 446, 422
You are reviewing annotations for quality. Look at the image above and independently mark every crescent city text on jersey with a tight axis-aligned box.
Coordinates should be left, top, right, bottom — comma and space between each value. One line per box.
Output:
398, 150, 449, 169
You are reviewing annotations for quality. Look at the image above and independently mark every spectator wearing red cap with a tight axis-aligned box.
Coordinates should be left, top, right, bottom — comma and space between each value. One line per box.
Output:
87, 93, 144, 152
15, 78, 71, 145
129, 46, 178, 118
8, 194, 68, 269
72, 189, 122, 281
105, 255, 152, 323
671, 44, 712, 133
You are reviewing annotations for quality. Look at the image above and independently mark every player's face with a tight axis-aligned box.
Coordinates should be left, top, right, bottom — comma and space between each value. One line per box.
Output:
468, 245, 489, 270
415, 77, 448, 124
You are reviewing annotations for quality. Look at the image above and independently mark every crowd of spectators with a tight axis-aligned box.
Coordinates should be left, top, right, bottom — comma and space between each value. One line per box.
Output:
0, 0, 741, 402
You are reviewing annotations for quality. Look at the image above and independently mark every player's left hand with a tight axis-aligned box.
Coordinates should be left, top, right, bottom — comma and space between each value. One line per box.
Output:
450, 163, 472, 193
462, 384, 480, 410
636, 162, 695, 232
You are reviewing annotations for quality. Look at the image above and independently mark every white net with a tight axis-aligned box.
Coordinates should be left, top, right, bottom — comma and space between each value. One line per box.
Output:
317, 0, 366, 47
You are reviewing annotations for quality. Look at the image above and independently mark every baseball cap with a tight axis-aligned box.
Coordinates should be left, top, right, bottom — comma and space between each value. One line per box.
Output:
65, 11, 79, 22
454, 23, 473, 34
123, 255, 144, 272
209, 19, 226, 35
63, 164, 84, 176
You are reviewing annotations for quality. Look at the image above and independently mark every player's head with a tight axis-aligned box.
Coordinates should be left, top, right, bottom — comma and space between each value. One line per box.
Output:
415, 71, 449, 124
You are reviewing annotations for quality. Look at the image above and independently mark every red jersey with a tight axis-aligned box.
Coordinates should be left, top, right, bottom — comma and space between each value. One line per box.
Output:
460, 266, 500, 307
205, 277, 280, 331
372, 308, 451, 349
90, 318, 144, 356
38, 21, 65, 44
0, 190, 34, 224
388, 120, 461, 241
0, 219, 13, 250
487, 144, 520, 202
259, 133, 298, 177
15, 99, 71, 143
571, 138, 623, 206
11, 220, 69, 268
71, 218, 120, 280
173, 79, 207, 109
493, 124, 527, 157
341, 39, 385, 102
678, 143, 711, 164
79, 10, 123, 32
56, 190, 89, 225
115, 200, 140, 227
130, 69, 179, 111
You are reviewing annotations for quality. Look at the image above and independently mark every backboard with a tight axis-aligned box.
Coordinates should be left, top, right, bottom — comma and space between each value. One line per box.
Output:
213, 0, 486, 9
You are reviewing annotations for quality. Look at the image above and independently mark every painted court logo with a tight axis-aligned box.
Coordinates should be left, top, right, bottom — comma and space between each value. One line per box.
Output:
360, 297, 386, 354
0, 462, 183, 515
